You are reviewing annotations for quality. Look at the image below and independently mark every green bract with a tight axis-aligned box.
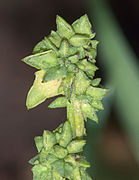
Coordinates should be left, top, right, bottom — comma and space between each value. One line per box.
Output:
22, 14, 108, 180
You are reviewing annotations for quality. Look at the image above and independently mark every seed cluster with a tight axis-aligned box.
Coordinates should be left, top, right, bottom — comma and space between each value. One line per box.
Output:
22, 14, 108, 179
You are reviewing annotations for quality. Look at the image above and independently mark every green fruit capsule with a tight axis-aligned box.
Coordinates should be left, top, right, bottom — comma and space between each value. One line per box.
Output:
59, 121, 72, 147
48, 97, 68, 108
68, 54, 79, 64
91, 99, 104, 110
81, 102, 98, 123
72, 14, 95, 39
48, 30, 62, 48
73, 99, 85, 137
86, 86, 109, 100
74, 71, 90, 95
22, 50, 58, 70
43, 130, 56, 150
73, 167, 81, 180
59, 39, 69, 57
91, 40, 99, 49
34, 136, 43, 153
67, 139, 86, 154
26, 70, 62, 109
91, 78, 101, 86
56, 15, 75, 39
69, 34, 90, 47
52, 170, 65, 180
43, 65, 67, 82
76, 156, 90, 168
32, 164, 51, 180
51, 145, 68, 159
33, 39, 48, 54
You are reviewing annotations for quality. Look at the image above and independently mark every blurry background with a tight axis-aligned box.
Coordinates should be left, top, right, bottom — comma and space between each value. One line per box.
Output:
0, 0, 139, 179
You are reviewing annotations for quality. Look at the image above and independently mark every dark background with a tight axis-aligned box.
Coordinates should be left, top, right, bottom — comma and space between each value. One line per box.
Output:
0, 0, 139, 179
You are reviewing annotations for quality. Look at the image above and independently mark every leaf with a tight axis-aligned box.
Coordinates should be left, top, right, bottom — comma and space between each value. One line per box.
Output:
67, 139, 86, 154
56, 15, 75, 39
59, 121, 72, 147
74, 71, 90, 95
69, 34, 90, 47
43, 65, 68, 82
86, 86, 109, 100
48, 97, 67, 108
72, 14, 95, 38
26, 70, 62, 109
22, 50, 58, 70
48, 30, 62, 48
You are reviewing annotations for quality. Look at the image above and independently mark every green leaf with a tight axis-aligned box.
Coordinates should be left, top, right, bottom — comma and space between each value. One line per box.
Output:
48, 30, 62, 48
86, 86, 109, 100
69, 34, 90, 47
67, 139, 86, 154
74, 71, 90, 95
91, 78, 101, 86
34, 136, 43, 153
51, 145, 68, 159
43, 66, 67, 82
56, 15, 75, 39
59, 39, 69, 57
59, 121, 72, 147
26, 70, 62, 109
22, 50, 58, 70
43, 130, 56, 150
48, 97, 67, 108
72, 14, 95, 38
